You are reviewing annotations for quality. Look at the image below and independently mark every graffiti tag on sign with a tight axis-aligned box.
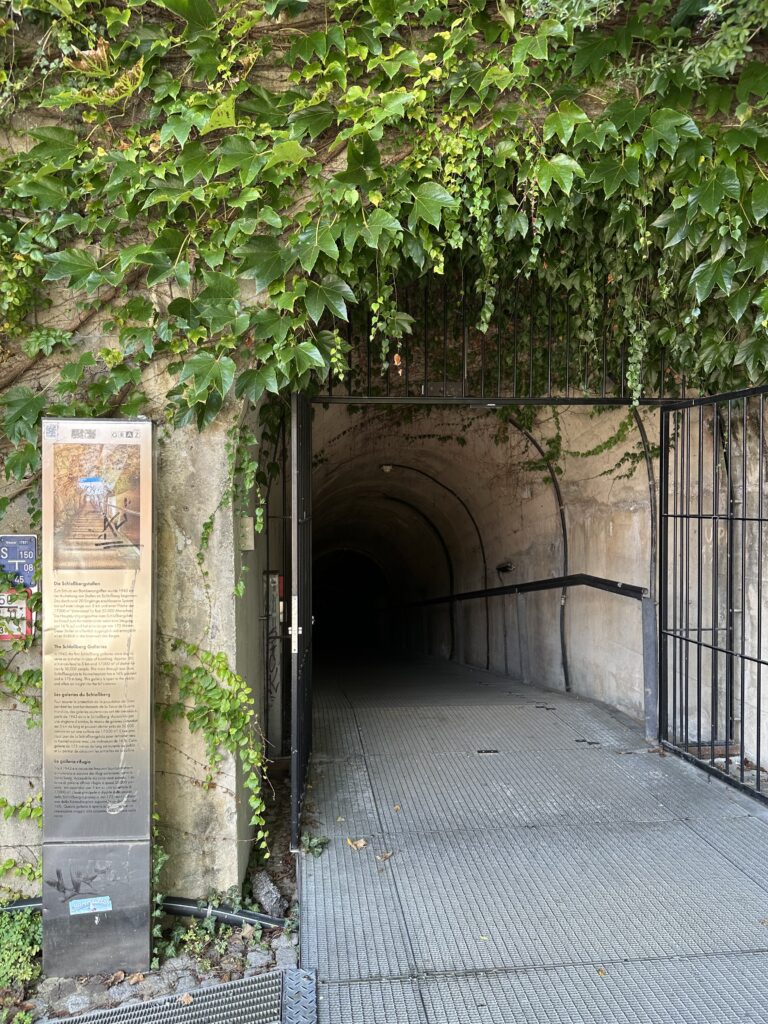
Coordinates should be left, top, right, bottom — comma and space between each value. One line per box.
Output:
0, 535, 37, 640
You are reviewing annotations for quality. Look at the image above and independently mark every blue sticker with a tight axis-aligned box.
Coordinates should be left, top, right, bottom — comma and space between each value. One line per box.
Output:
0, 536, 37, 589
69, 896, 112, 916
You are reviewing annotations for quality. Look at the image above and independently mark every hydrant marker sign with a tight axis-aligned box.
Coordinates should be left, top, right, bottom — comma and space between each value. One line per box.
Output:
41, 418, 153, 977
0, 535, 37, 640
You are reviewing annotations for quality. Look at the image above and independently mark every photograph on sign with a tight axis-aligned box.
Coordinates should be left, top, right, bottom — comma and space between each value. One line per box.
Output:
53, 443, 141, 570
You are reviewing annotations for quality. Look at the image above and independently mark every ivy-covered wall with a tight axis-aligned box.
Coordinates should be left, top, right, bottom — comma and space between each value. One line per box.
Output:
0, 0, 766, 894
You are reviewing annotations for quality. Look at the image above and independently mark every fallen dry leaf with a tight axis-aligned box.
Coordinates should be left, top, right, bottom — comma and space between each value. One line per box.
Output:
106, 971, 125, 987
336, 816, 345, 823
127, 973, 144, 986
241, 924, 254, 940
177, 993, 194, 1006
376, 851, 393, 862
347, 837, 368, 850
393, 804, 401, 812
597, 968, 607, 977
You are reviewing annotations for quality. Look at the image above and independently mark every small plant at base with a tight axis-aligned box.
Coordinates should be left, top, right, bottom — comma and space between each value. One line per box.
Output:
300, 834, 329, 858
0, 907, 42, 989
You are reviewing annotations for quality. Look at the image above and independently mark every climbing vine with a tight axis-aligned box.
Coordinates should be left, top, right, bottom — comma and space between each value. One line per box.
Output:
0, 0, 766, 895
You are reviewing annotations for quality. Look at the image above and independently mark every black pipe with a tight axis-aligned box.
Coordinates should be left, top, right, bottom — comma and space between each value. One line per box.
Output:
0, 896, 287, 930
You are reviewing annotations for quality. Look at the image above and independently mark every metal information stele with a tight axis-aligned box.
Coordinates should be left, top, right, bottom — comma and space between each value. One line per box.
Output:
41, 417, 154, 976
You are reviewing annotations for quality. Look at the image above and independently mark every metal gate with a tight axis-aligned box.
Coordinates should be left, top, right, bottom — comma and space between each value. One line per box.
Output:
660, 386, 768, 798
290, 392, 313, 849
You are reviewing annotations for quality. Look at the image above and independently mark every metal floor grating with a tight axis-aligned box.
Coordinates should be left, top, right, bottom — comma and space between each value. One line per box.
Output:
39, 970, 316, 1024
319, 953, 768, 1024
302, 658, 768, 1021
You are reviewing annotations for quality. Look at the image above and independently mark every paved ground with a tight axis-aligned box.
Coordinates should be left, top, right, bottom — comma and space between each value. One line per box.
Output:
299, 656, 768, 1023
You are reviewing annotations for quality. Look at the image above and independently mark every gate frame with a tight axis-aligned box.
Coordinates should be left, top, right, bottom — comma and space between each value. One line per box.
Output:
288, 381, 768, 849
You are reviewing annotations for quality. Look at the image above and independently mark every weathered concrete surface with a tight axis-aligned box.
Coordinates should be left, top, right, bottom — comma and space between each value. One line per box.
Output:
0, 328, 271, 896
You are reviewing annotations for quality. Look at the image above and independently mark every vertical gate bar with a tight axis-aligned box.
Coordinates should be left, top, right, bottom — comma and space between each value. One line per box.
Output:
740, 399, 748, 783
672, 409, 679, 745
697, 404, 704, 757
366, 312, 372, 397
726, 399, 734, 769
659, 409, 670, 741
688, 403, 696, 749
346, 320, 353, 396
547, 290, 553, 398
404, 284, 410, 396
565, 305, 571, 398
481, 283, 487, 399
462, 264, 468, 398
442, 275, 448, 397
711, 404, 720, 766
758, 396, 764, 790
601, 290, 608, 398
528, 277, 535, 398
496, 267, 503, 398
512, 278, 520, 398
423, 277, 429, 398
290, 393, 300, 850
761, 395, 765, 786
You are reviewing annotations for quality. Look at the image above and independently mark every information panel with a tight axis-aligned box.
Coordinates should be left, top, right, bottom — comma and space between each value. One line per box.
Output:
41, 418, 153, 976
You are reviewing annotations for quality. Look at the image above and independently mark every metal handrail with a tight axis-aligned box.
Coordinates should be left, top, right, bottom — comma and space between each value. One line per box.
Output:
399, 572, 647, 609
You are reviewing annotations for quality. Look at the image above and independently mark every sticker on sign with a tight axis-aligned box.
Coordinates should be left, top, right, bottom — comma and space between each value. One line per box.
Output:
0, 535, 37, 640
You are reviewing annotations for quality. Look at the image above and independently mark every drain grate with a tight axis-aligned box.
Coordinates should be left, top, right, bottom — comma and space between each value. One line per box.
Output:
39, 970, 316, 1024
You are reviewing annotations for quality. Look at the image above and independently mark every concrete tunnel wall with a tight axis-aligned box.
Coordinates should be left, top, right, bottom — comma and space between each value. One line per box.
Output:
312, 404, 656, 721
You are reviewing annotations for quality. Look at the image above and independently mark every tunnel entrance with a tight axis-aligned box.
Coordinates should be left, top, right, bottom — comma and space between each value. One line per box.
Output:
286, 382, 768, 850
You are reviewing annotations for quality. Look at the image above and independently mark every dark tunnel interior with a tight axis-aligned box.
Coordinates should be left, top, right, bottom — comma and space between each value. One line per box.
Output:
312, 549, 392, 657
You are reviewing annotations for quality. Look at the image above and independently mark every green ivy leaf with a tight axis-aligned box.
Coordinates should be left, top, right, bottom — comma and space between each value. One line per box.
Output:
691, 164, 740, 217
44, 249, 100, 288
236, 365, 280, 402
202, 94, 236, 135
537, 154, 585, 196
0, 388, 46, 445
543, 102, 589, 146
238, 237, 292, 291
288, 103, 336, 139
295, 225, 339, 273
154, 0, 217, 31
178, 352, 237, 400
215, 135, 265, 186
291, 341, 327, 375
263, 140, 313, 172
588, 156, 638, 198
407, 181, 456, 230
304, 275, 355, 323
752, 181, 768, 223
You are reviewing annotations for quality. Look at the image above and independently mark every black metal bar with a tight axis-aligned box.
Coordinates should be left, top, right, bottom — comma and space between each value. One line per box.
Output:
696, 404, 703, 758
659, 409, 670, 741
423, 276, 429, 397
403, 573, 647, 609
758, 396, 764, 790
711, 404, 720, 766
740, 398, 748, 782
